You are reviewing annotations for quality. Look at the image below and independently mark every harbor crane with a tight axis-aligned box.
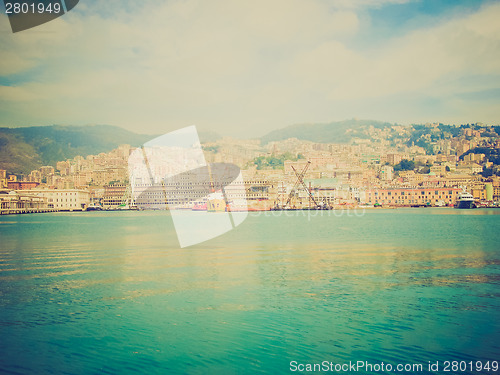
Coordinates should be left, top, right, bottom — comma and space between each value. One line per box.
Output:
291, 164, 320, 208
284, 161, 321, 209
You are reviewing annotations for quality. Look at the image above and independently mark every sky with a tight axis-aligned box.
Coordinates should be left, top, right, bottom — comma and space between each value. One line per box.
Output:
0, 0, 499, 138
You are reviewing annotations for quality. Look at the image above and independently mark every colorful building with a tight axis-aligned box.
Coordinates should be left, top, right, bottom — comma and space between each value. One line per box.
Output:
7, 181, 40, 190
364, 187, 462, 206
103, 184, 128, 208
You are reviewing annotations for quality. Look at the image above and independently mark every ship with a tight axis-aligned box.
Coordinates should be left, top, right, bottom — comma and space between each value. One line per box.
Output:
116, 202, 138, 210
454, 192, 476, 209
192, 197, 208, 211
85, 203, 103, 211
192, 192, 227, 212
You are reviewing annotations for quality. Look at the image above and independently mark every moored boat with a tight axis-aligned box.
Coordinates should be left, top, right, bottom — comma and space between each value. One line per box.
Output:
454, 192, 476, 209
85, 203, 103, 211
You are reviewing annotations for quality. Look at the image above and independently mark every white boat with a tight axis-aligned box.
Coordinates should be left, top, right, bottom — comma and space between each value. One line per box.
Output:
454, 192, 476, 209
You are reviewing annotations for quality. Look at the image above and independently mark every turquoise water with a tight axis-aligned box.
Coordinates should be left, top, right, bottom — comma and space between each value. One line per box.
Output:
0, 209, 499, 374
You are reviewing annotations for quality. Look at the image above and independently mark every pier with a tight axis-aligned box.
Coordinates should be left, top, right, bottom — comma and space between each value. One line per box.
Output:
0, 208, 58, 215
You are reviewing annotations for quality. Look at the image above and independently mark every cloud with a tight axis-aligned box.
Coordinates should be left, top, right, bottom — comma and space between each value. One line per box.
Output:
289, 2, 500, 100
0, 0, 359, 132
0, 0, 499, 136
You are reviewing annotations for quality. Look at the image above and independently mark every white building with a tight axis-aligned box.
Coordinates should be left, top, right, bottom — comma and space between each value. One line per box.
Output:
30, 189, 91, 211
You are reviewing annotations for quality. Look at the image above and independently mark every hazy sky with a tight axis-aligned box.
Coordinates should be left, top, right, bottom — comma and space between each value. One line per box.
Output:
1, 0, 499, 137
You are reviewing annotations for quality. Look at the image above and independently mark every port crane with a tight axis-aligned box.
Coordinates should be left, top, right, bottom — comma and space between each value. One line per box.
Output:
284, 161, 320, 209
292, 165, 320, 208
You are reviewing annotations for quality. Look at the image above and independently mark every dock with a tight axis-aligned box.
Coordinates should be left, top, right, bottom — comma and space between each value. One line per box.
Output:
0, 208, 59, 215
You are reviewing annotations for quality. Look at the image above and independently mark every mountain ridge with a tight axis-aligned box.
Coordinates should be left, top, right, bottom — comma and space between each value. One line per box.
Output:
0, 124, 224, 174
0, 125, 153, 174
260, 119, 395, 144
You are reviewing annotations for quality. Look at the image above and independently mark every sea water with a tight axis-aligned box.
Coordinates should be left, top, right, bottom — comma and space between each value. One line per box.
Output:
1, 208, 499, 374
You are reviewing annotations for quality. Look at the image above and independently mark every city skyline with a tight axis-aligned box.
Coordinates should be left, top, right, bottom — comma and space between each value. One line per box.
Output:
2, 121, 499, 213
1, 0, 500, 138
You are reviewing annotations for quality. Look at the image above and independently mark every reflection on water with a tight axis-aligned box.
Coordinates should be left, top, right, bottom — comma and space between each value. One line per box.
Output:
0, 209, 499, 374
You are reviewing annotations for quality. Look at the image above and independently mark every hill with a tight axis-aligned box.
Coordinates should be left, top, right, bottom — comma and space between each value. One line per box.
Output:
0, 125, 153, 174
261, 119, 394, 144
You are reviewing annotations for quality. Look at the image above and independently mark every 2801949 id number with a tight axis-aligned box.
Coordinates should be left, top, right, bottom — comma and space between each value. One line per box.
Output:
5, 2, 62, 14
441, 360, 498, 372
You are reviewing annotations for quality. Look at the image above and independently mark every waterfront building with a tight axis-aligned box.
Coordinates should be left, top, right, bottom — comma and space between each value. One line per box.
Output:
103, 184, 128, 208
364, 187, 462, 206
29, 189, 91, 211
123, 170, 272, 211
0, 191, 48, 214
493, 182, 500, 202
470, 182, 494, 201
